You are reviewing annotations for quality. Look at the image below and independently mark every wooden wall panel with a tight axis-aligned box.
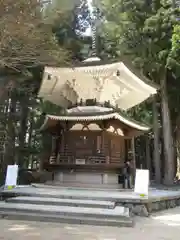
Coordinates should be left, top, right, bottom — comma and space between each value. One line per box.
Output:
56, 130, 125, 166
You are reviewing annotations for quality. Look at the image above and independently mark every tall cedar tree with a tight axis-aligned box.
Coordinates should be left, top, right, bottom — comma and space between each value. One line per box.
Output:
102, 0, 180, 184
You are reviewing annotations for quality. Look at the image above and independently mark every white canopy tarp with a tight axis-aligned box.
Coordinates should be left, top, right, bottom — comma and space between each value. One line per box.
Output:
38, 62, 157, 110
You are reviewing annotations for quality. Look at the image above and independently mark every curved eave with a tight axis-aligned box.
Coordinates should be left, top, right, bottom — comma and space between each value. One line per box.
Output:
38, 61, 157, 110
64, 57, 159, 90
40, 113, 150, 132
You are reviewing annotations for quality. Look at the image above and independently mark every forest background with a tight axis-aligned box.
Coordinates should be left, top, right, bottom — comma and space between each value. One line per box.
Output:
0, 0, 179, 185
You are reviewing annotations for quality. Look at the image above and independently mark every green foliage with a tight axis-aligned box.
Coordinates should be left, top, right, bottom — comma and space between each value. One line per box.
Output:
101, 0, 180, 124
128, 102, 154, 125
108, 1, 176, 68
0, 0, 68, 72
168, 25, 180, 77
1, 0, 180, 174
171, 25, 180, 57
43, 0, 91, 61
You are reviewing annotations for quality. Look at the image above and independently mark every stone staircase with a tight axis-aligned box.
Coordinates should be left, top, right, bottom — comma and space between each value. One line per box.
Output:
0, 194, 133, 227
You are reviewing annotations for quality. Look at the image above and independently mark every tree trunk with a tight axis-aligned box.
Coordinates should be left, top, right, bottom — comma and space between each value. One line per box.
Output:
173, 116, 180, 179
0, 99, 10, 184
0, 79, 15, 103
160, 71, 175, 185
153, 96, 161, 184
18, 98, 29, 168
145, 134, 151, 177
3, 94, 17, 183
40, 132, 52, 170
26, 113, 34, 169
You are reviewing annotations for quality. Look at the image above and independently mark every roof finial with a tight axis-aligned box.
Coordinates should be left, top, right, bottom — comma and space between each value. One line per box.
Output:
76, 0, 102, 62
87, 0, 102, 57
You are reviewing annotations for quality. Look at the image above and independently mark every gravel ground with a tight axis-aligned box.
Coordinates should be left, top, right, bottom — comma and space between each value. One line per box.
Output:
0, 207, 180, 240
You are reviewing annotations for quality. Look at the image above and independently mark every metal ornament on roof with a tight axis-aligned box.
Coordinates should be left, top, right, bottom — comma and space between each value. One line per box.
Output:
75, 0, 103, 58
75, 0, 106, 85
87, 1, 102, 57
75, 0, 92, 36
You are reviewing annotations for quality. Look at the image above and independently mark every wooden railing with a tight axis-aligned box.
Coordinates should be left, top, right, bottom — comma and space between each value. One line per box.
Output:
49, 151, 125, 166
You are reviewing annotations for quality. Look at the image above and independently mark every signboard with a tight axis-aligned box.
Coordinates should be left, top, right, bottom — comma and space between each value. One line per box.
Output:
75, 159, 86, 165
5, 165, 18, 188
134, 169, 149, 196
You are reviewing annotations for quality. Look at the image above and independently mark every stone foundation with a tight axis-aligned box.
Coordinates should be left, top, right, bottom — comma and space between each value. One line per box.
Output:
54, 171, 120, 186
2, 185, 180, 219
119, 198, 180, 217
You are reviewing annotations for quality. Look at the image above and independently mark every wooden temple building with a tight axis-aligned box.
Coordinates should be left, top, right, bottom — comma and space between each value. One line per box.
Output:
38, 59, 157, 187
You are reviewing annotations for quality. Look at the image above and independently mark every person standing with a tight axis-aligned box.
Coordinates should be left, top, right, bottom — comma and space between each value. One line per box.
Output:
123, 161, 132, 189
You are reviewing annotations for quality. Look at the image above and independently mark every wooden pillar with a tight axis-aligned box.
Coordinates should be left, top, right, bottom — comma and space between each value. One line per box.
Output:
124, 139, 128, 162
39, 132, 51, 171
55, 135, 61, 164
63, 121, 68, 158
109, 138, 112, 164
49, 135, 57, 164
153, 96, 161, 183
99, 128, 103, 155
131, 137, 136, 183
145, 134, 151, 177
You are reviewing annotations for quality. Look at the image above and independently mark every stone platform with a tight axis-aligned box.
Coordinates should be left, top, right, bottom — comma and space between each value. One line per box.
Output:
0, 185, 133, 227
0, 185, 180, 226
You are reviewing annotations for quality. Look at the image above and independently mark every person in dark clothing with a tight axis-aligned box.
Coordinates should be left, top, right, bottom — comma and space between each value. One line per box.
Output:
123, 161, 132, 189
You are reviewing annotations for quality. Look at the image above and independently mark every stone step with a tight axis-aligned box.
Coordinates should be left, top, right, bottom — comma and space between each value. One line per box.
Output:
0, 202, 129, 219
0, 211, 133, 227
45, 182, 123, 190
1, 186, 131, 202
7, 196, 115, 209
0, 202, 133, 227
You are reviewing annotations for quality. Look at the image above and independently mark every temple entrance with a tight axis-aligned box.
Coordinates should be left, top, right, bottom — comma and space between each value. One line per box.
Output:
41, 106, 150, 188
